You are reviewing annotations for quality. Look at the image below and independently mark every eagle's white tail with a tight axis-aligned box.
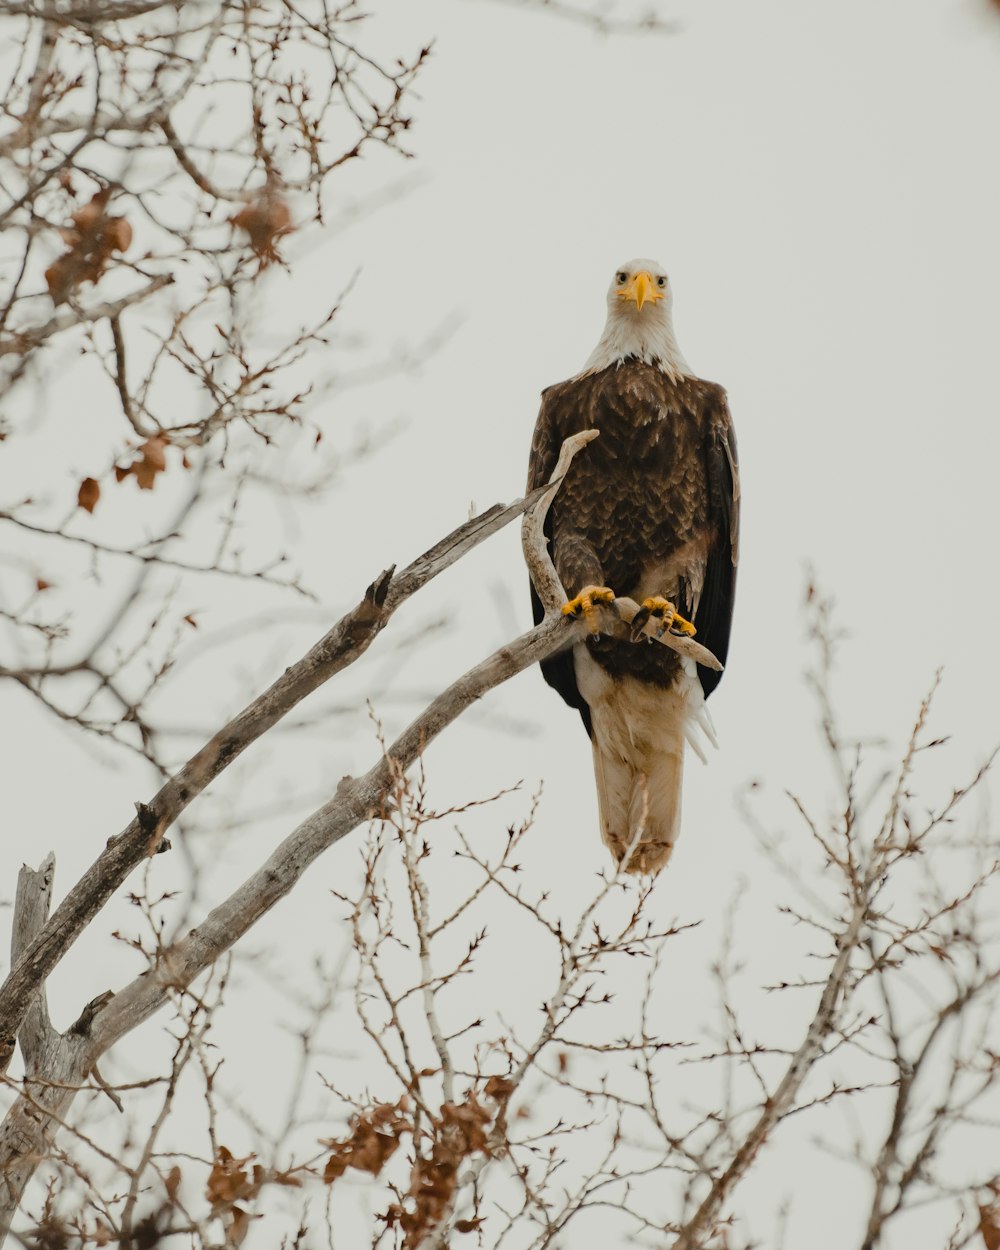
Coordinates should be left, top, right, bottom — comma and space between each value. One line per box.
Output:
576, 650, 713, 874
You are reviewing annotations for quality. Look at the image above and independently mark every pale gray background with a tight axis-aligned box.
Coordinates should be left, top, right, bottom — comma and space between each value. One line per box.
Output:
4, 0, 1000, 1245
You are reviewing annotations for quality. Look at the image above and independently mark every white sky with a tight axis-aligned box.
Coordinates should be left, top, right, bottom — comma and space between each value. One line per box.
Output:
4, 0, 1000, 1245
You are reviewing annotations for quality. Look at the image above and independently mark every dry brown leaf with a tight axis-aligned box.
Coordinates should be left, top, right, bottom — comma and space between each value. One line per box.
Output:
439, 1095, 491, 1155
232, 190, 292, 265
77, 476, 100, 513
229, 1205, 251, 1247
323, 1101, 410, 1184
106, 216, 133, 252
484, 1075, 514, 1103
400, 1092, 496, 1248
206, 1146, 256, 1207
164, 1165, 181, 1203
980, 1205, 1000, 1250
45, 189, 132, 304
115, 437, 168, 491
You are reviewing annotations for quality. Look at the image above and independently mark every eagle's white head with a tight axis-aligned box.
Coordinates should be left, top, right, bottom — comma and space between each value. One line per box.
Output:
582, 257, 691, 381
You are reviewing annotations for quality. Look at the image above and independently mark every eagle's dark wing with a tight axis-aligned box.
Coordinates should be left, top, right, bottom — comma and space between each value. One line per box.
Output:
526, 384, 595, 736
695, 389, 740, 699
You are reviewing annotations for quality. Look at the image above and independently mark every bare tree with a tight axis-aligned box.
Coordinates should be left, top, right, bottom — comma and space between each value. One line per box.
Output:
5, 581, 998, 1247
2, 2, 999, 1248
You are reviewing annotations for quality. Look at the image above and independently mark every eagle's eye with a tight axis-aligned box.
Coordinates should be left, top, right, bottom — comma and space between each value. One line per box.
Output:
657, 276, 666, 287
616, 272, 627, 284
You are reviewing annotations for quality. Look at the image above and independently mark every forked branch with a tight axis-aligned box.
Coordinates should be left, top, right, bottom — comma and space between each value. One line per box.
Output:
0, 490, 542, 1077
0, 431, 714, 1236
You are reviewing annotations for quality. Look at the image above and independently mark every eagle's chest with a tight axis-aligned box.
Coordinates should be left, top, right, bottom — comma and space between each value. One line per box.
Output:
564, 405, 708, 541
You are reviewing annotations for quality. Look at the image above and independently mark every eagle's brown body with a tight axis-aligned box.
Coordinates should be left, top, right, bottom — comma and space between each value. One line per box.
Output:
527, 358, 739, 872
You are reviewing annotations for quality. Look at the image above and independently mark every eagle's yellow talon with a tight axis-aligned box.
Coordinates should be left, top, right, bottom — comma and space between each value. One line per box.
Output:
635, 596, 697, 640
562, 585, 616, 635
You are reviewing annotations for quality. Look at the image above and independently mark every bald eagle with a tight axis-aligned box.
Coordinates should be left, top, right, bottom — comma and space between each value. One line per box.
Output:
527, 259, 739, 874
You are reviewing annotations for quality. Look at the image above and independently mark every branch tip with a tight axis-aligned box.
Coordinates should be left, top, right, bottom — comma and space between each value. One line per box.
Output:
69, 990, 114, 1037
368, 566, 395, 607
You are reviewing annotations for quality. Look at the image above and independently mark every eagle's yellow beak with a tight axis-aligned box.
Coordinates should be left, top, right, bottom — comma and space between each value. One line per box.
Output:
617, 270, 663, 312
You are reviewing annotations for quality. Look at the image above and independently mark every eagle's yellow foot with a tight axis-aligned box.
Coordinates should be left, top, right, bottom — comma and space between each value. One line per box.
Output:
562, 585, 615, 636
630, 596, 697, 642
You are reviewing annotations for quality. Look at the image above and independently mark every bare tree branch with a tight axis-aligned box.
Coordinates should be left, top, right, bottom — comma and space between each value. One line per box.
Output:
9, 855, 56, 1074
0, 431, 720, 1233
0, 275, 173, 356
0, 490, 543, 1076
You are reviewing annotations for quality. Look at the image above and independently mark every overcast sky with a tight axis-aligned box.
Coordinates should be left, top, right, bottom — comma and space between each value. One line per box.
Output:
5, 1, 1000, 1245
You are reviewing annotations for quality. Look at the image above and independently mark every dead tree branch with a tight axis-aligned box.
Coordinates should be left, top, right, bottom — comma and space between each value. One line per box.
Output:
9, 856, 56, 1075
0, 490, 541, 1077
0, 432, 722, 1234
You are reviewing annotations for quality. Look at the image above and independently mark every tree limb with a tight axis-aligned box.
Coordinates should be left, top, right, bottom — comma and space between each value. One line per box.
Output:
90, 431, 605, 1051
0, 434, 721, 1235
0, 275, 174, 357
0, 445, 569, 1233
0, 487, 545, 1076
9, 856, 56, 1073
1, 861, 92, 1245
89, 612, 583, 1055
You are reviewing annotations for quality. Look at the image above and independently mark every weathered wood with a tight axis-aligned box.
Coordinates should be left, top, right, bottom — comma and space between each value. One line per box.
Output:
521, 428, 600, 612
0, 441, 722, 1239
0, 492, 540, 1078
0, 468, 567, 1237
10, 855, 56, 1073
1, 855, 91, 1244
0, 1034, 90, 1243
